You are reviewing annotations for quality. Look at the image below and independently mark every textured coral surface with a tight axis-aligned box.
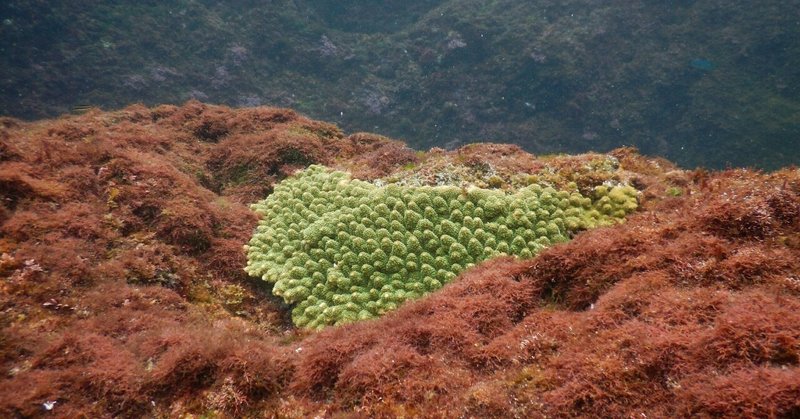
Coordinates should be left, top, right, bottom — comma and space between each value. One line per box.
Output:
1, 103, 799, 417
246, 165, 637, 328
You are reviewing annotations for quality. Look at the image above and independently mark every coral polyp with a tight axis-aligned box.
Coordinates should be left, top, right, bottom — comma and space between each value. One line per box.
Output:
246, 165, 638, 328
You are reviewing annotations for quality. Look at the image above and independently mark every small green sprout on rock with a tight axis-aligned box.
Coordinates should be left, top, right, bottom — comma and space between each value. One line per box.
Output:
245, 165, 638, 328
666, 186, 683, 197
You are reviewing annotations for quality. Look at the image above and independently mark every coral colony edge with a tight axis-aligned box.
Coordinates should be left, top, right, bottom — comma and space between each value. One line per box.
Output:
1, 102, 799, 417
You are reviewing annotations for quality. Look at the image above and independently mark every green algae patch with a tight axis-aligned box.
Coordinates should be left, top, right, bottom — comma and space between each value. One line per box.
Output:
245, 165, 638, 328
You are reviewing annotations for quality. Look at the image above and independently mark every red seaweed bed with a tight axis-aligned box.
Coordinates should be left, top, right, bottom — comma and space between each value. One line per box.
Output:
1, 103, 799, 417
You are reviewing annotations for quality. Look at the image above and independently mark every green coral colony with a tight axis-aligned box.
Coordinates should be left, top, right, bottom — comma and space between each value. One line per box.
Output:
245, 165, 638, 329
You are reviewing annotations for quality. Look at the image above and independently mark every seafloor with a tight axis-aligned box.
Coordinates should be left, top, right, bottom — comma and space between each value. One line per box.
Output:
1, 102, 799, 417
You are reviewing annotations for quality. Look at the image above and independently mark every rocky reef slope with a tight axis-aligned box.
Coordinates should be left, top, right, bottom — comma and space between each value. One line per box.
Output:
2, 0, 799, 169
1, 103, 799, 417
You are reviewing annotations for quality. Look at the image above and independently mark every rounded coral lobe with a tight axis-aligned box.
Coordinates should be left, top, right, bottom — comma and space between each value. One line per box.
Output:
246, 165, 638, 328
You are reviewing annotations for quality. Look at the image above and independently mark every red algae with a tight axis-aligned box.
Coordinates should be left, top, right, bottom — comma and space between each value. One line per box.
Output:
286, 168, 800, 417
0, 102, 332, 416
2, 102, 799, 417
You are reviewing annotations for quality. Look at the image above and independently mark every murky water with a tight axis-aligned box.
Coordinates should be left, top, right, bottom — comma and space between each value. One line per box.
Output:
1, 0, 798, 169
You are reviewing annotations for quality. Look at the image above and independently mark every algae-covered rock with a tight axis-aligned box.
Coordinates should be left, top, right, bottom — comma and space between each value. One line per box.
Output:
245, 165, 638, 328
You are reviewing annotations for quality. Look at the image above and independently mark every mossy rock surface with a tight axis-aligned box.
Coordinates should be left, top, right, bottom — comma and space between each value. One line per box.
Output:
246, 165, 638, 328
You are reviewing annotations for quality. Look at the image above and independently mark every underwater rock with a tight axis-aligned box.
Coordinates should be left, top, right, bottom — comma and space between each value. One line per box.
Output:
689, 58, 715, 71
1, 103, 798, 417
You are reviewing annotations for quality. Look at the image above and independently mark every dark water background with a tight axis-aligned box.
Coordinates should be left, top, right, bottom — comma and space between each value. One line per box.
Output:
1, 0, 798, 169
